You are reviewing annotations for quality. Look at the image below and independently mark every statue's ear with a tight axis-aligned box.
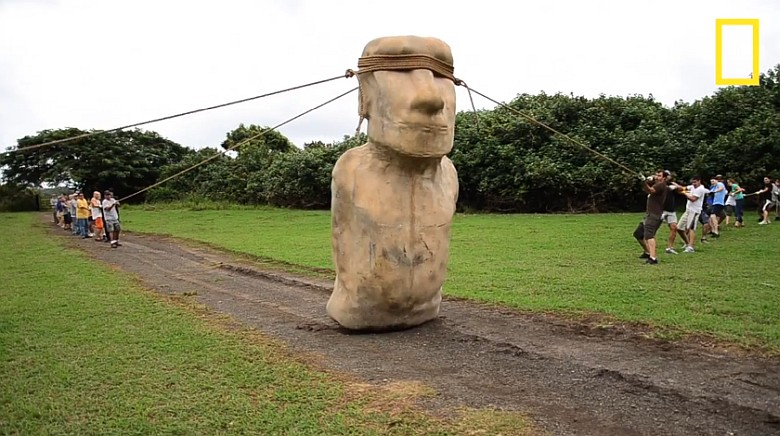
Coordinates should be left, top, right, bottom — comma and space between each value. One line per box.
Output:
359, 89, 370, 120
358, 76, 374, 120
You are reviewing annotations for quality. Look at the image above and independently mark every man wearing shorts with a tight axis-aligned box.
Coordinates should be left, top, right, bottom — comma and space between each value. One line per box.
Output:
101, 191, 122, 248
661, 173, 687, 254
633, 169, 669, 265
674, 176, 709, 253
754, 176, 774, 225
708, 175, 726, 237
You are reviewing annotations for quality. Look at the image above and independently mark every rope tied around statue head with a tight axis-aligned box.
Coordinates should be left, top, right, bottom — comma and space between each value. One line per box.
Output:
344, 53, 479, 136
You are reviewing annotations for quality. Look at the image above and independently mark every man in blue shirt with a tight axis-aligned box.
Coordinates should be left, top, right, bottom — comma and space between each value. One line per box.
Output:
708, 175, 727, 238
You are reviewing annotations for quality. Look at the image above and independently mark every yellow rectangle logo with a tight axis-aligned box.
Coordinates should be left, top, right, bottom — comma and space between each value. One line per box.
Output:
715, 18, 760, 86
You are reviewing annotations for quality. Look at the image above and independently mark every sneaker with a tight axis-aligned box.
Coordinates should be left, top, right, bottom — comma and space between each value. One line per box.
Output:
111, 243, 118, 248
759, 221, 768, 225
683, 246, 695, 253
701, 238, 709, 244
645, 257, 658, 265
711, 232, 720, 238
639, 252, 650, 259
665, 248, 678, 254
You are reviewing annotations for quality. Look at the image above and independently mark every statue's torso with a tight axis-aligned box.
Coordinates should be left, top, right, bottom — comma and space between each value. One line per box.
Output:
331, 146, 458, 316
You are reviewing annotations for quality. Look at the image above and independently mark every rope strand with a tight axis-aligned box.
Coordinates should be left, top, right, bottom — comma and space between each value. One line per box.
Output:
117, 86, 358, 203
2, 73, 352, 156
462, 85, 641, 177
455, 79, 481, 132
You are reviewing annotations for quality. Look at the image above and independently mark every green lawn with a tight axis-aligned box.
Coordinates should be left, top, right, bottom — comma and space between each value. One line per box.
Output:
0, 212, 530, 435
124, 203, 780, 352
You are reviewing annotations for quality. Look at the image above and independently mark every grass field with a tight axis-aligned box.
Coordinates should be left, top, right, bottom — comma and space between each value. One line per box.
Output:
123, 203, 780, 352
0, 213, 530, 435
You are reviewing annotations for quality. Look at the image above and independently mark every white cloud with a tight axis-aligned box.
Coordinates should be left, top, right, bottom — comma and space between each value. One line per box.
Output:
1, 0, 778, 152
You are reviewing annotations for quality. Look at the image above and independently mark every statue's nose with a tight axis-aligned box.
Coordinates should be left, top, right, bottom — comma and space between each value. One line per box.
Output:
409, 70, 445, 115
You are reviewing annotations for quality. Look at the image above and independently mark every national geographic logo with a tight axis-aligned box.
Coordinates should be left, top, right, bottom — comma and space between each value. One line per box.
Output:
715, 18, 760, 86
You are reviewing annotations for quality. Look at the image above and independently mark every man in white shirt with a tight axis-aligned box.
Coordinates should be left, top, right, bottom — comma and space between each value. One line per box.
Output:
672, 175, 710, 253
101, 191, 122, 248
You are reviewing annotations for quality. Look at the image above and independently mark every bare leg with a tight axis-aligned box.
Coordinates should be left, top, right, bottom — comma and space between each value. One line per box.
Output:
637, 238, 648, 254
676, 228, 688, 246
687, 229, 697, 249
667, 223, 679, 248
709, 214, 719, 235
701, 223, 711, 241
645, 238, 657, 259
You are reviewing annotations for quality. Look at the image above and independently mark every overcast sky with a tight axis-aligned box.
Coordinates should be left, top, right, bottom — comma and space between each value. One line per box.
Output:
1, 0, 778, 152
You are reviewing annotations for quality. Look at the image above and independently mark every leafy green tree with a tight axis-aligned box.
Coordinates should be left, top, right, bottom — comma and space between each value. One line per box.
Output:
263, 134, 365, 208
1, 128, 191, 202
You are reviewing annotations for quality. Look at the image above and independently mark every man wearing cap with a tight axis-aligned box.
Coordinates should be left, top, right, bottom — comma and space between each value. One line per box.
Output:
633, 169, 669, 265
101, 191, 122, 248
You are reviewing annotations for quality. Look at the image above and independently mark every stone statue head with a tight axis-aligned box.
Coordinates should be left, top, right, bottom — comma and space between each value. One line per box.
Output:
357, 36, 456, 158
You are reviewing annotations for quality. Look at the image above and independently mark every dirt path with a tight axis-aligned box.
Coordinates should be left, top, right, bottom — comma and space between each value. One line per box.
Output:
52, 224, 779, 436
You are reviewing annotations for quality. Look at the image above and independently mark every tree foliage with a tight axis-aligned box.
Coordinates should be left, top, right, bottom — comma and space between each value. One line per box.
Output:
0, 183, 40, 212
0, 128, 191, 202
3, 65, 779, 212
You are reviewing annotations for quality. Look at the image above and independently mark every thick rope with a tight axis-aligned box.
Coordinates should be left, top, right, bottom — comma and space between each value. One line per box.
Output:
463, 85, 642, 177
2, 73, 352, 156
456, 79, 482, 132
357, 54, 456, 80
345, 54, 480, 135
117, 86, 358, 203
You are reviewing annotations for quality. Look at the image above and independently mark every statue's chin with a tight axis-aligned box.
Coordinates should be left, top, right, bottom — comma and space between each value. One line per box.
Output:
374, 135, 453, 159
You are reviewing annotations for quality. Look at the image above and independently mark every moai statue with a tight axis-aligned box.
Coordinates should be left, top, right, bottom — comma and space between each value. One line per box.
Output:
327, 36, 459, 331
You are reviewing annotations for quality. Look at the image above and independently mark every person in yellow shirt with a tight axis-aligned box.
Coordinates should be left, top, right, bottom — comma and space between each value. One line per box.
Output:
76, 192, 91, 238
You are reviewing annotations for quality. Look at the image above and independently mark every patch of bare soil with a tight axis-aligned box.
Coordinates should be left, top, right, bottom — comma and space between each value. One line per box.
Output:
52, 223, 780, 436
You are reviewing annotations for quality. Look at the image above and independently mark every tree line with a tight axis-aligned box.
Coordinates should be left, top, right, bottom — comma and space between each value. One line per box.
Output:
2, 65, 779, 213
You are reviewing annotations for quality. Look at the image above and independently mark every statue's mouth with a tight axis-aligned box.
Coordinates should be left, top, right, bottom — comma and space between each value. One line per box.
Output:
397, 122, 449, 133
